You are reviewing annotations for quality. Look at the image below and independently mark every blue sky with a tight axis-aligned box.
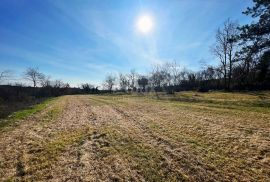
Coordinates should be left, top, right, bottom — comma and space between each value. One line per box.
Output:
0, 0, 253, 86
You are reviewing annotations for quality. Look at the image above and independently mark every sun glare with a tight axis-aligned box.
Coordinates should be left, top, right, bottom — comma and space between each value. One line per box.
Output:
136, 15, 154, 34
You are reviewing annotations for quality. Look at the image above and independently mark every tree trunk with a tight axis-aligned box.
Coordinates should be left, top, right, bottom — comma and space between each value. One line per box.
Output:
224, 53, 227, 90
228, 50, 232, 90
33, 80, 37, 88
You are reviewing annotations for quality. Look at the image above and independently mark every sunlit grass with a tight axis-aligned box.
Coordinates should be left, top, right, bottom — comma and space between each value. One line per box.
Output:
1, 92, 269, 181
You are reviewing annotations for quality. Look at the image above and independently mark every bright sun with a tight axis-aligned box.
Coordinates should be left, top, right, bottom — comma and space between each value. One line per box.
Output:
136, 15, 154, 34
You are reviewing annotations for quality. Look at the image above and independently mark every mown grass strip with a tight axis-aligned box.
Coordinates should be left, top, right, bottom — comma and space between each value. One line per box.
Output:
25, 128, 92, 180
97, 125, 189, 182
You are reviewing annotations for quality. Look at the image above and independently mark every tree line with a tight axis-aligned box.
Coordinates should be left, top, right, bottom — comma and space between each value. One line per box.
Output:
0, 67, 101, 101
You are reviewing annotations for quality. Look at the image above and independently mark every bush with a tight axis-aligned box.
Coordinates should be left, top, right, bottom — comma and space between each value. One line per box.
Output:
165, 86, 175, 94
197, 87, 209, 92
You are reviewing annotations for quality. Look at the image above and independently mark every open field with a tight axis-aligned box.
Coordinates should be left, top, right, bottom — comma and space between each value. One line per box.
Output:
0, 91, 270, 181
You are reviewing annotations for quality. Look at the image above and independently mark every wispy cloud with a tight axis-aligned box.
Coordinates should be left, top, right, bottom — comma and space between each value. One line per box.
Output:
49, 0, 164, 68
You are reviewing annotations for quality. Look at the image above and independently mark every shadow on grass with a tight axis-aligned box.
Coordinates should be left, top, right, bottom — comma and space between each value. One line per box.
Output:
0, 98, 46, 119
0, 98, 52, 129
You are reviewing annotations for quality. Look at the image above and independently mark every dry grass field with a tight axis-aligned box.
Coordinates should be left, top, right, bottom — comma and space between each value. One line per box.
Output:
0, 91, 269, 181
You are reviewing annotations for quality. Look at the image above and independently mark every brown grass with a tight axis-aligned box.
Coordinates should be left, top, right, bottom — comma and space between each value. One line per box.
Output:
0, 92, 269, 181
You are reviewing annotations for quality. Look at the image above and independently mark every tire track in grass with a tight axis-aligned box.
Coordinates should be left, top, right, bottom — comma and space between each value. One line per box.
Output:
0, 96, 76, 181
99, 96, 268, 181
1, 95, 269, 181
109, 104, 218, 181
86, 97, 195, 181
0, 97, 66, 181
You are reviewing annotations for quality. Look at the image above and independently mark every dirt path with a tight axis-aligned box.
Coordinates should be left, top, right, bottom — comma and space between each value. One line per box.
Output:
0, 95, 269, 181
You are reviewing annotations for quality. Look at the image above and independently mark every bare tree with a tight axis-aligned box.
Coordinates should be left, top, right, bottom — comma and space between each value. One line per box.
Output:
150, 64, 170, 88
187, 72, 196, 84
150, 64, 161, 88
162, 63, 172, 86
137, 76, 148, 92
40, 75, 51, 87
211, 19, 239, 89
118, 73, 129, 91
24, 67, 44, 87
179, 68, 189, 81
226, 21, 239, 89
0, 70, 12, 84
53, 79, 65, 88
166, 61, 181, 85
103, 74, 116, 92
63, 83, 70, 89
81, 83, 94, 92
204, 66, 216, 80
128, 69, 137, 91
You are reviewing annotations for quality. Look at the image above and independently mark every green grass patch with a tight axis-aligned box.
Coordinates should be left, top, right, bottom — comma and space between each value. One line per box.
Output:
0, 98, 55, 129
45, 129, 90, 155
99, 126, 189, 181
26, 128, 92, 178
